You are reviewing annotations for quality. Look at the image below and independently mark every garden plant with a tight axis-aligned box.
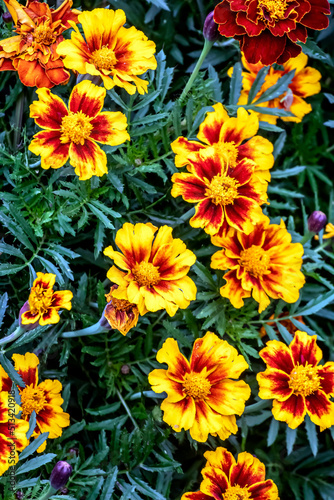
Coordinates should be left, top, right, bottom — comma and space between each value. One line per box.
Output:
0, 0, 334, 498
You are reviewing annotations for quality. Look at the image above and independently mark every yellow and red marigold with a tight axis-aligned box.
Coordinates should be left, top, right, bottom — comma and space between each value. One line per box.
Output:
103, 285, 139, 336
211, 219, 305, 313
0, 391, 29, 475
315, 222, 334, 240
0, 352, 70, 452
57, 8, 157, 94
171, 146, 268, 236
20, 272, 72, 327
230, 52, 321, 124
171, 105, 274, 184
0, 0, 79, 88
29, 80, 129, 180
148, 332, 250, 442
257, 330, 334, 430
104, 223, 197, 317
182, 447, 279, 500
214, 0, 330, 65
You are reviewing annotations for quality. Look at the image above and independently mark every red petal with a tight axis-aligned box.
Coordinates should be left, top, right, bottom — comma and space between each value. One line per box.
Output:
230, 452, 266, 488
259, 340, 294, 374
305, 390, 334, 429
214, 1, 246, 36
190, 198, 224, 235
248, 479, 279, 500
237, 11, 265, 37
290, 331, 322, 367
17, 59, 53, 88
241, 31, 286, 65
171, 173, 206, 202
301, 0, 330, 29
317, 363, 334, 396
69, 80, 105, 117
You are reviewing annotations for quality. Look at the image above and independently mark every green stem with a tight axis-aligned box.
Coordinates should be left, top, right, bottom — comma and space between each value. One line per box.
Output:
116, 389, 139, 430
61, 322, 108, 338
37, 485, 58, 500
300, 231, 314, 245
0, 326, 25, 346
178, 39, 214, 105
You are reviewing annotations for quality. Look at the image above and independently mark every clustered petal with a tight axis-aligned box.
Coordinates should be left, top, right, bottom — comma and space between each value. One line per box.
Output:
149, 332, 251, 442
257, 330, 334, 430
103, 285, 139, 336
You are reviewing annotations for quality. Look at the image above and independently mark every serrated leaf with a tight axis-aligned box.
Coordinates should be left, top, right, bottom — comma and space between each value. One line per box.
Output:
0, 353, 25, 387
271, 166, 306, 178
229, 62, 243, 105
276, 321, 293, 344
264, 323, 279, 341
16, 453, 57, 475
88, 203, 115, 229
19, 432, 49, 460
100, 467, 118, 500
253, 70, 295, 104
0, 242, 25, 259
0, 263, 26, 276
299, 290, 334, 316
286, 426, 297, 455
267, 417, 279, 446
0, 292, 8, 328
305, 416, 318, 457
247, 65, 270, 104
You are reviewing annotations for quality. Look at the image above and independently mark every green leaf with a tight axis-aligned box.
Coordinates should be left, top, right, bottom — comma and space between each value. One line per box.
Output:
19, 432, 49, 460
16, 453, 57, 475
305, 415, 318, 457
271, 166, 306, 178
298, 290, 334, 316
286, 426, 297, 455
0, 292, 8, 328
267, 417, 279, 446
0, 242, 25, 259
127, 473, 167, 500
0, 263, 26, 276
276, 321, 293, 344
247, 65, 270, 104
229, 62, 243, 105
88, 203, 115, 229
253, 70, 295, 104
100, 467, 118, 500
298, 39, 333, 66
89, 200, 121, 219
86, 415, 128, 431
0, 353, 25, 387
264, 323, 279, 341
59, 420, 86, 441
27, 411, 36, 439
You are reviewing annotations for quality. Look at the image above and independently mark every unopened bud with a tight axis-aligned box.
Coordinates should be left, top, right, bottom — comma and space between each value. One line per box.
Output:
15, 492, 24, 500
2, 11, 13, 23
308, 211, 327, 233
50, 461, 72, 490
121, 364, 130, 375
203, 11, 219, 42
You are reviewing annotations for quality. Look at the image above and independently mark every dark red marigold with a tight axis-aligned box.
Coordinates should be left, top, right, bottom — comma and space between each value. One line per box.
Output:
214, 0, 330, 65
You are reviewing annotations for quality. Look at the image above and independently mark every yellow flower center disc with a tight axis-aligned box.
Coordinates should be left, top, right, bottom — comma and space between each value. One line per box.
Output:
214, 141, 238, 168
20, 384, 47, 418
91, 45, 117, 71
258, 0, 288, 20
33, 22, 56, 45
223, 485, 251, 500
61, 111, 93, 145
29, 285, 53, 315
289, 364, 321, 397
205, 175, 239, 206
132, 261, 160, 287
239, 246, 270, 277
182, 373, 211, 400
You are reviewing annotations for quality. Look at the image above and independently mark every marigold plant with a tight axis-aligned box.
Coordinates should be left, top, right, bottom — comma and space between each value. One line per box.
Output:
257, 330, 334, 430
182, 446, 280, 499
28, 80, 129, 180
20, 272, 72, 326
104, 222, 197, 317
0, 0, 79, 87
211, 219, 305, 313
214, 0, 331, 65
171, 105, 274, 184
148, 332, 250, 442
230, 52, 321, 124
0, 353, 70, 452
57, 8, 157, 94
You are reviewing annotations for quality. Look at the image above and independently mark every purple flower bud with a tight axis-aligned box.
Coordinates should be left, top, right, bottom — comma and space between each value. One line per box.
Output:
50, 461, 72, 490
2, 11, 13, 23
308, 211, 327, 233
19, 301, 39, 332
121, 364, 130, 375
203, 11, 220, 42
15, 492, 24, 500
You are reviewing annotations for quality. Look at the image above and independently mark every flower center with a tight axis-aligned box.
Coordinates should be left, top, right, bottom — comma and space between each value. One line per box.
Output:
182, 373, 211, 400
33, 22, 56, 45
132, 261, 160, 287
289, 364, 321, 397
258, 0, 288, 20
60, 111, 93, 145
29, 286, 53, 315
105, 291, 134, 312
91, 45, 117, 71
239, 246, 270, 277
223, 485, 251, 500
20, 384, 46, 418
205, 175, 239, 206
214, 141, 238, 168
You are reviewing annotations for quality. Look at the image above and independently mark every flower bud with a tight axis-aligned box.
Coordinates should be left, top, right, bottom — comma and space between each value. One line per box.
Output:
19, 301, 38, 332
2, 11, 13, 23
308, 211, 327, 233
203, 11, 219, 42
50, 461, 72, 490
15, 492, 24, 500
121, 364, 130, 375
102, 285, 139, 336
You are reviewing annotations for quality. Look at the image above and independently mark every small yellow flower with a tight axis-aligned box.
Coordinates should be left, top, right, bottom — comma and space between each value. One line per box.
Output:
315, 223, 334, 240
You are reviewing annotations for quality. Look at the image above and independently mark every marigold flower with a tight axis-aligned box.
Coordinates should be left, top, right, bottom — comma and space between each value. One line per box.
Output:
211, 219, 305, 313
0, 0, 79, 88
230, 52, 321, 124
171, 105, 274, 184
0, 391, 29, 475
102, 285, 140, 336
57, 8, 157, 95
29, 80, 129, 180
259, 313, 304, 338
214, 0, 330, 65
0, 352, 70, 451
148, 332, 250, 442
171, 146, 268, 236
104, 223, 197, 317
20, 272, 72, 326
314, 222, 334, 241
257, 330, 334, 430
182, 446, 279, 499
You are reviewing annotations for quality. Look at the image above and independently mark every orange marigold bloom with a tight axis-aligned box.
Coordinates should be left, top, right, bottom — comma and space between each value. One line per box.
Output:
148, 332, 250, 442
257, 330, 334, 430
29, 80, 129, 180
229, 52, 321, 125
0, 352, 70, 452
103, 285, 139, 336
182, 447, 279, 500
104, 223, 197, 317
211, 219, 305, 313
20, 272, 72, 326
171, 105, 274, 184
0, 0, 79, 88
0, 391, 29, 475
171, 146, 268, 236
57, 8, 157, 95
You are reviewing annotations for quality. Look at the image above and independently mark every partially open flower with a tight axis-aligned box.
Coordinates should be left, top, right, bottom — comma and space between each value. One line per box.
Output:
308, 211, 327, 233
102, 285, 139, 336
